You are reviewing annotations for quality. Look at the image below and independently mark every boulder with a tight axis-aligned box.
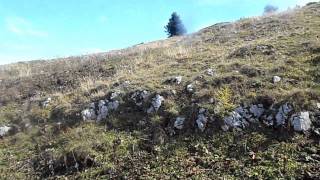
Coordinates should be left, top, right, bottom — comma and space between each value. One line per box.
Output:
0, 126, 11, 137
290, 112, 312, 132
186, 84, 194, 93
196, 108, 208, 132
174, 117, 186, 130
107, 100, 119, 111
224, 111, 247, 130
97, 100, 108, 122
273, 76, 281, 83
147, 94, 164, 114
317, 103, 320, 109
276, 103, 293, 126
249, 104, 265, 118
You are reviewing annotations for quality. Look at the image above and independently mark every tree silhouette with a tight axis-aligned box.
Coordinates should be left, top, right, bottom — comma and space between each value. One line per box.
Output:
264, 5, 278, 14
164, 12, 186, 37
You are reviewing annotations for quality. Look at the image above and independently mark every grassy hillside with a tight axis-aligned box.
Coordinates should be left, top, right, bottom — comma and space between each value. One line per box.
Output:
0, 2, 320, 179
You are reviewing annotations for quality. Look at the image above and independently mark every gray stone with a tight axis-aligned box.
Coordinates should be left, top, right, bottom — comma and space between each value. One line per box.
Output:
0, 126, 11, 137
206, 68, 215, 76
97, 100, 108, 122
110, 92, 120, 100
263, 115, 274, 126
224, 111, 244, 129
42, 97, 52, 108
147, 94, 164, 114
82, 108, 97, 121
249, 104, 265, 118
107, 100, 119, 111
273, 76, 281, 83
196, 114, 208, 132
174, 117, 186, 130
174, 76, 182, 84
290, 112, 312, 132
131, 90, 150, 107
317, 103, 320, 109
186, 84, 194, 93
276, 103, 293, 126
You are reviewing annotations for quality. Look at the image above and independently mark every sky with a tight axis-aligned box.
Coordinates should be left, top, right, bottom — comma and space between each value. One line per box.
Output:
0, 0, 315, 65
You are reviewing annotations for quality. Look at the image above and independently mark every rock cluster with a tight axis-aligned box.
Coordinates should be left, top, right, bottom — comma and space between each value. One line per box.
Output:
82, 92, 120, 122
221, 102, 313, 133
131, 90, 150, 107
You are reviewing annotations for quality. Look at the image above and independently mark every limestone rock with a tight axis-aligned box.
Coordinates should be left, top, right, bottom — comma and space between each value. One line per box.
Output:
131, 90, 150, 107
168, 76, 182, 85
206, 68, 215, 76
249, 104, 265, 118
196, 108, 208, 131
174, 117, 186, 130
223, 110, 250, 130
290, 112, 312, 132
276, 103, 293, 126
273, 76, 281, 83
186, 84, 194, 93
107, 100, 120, 111
110, 92, 120, 100
42, 97, 52, 108
147, 94, 164, 114
97, 100, 108, 122
263, 115, 274, 126
0, 126, 11, 137
82, 108, 97, 121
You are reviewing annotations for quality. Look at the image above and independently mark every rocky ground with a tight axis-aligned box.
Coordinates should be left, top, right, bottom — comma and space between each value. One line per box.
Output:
0, 2, 320, 179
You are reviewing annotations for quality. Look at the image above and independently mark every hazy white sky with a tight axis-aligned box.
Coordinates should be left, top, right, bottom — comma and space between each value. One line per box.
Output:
0, 0, 316, 65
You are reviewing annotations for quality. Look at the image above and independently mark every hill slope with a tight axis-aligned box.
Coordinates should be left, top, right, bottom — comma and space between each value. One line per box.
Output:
0, 2, 320, 179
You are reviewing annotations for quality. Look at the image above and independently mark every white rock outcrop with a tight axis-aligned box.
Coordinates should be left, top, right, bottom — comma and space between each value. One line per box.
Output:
82, 93, 120, 122
0, 126, 11, 137
174, 117, 186, 130
290, 112, 312, 132
147, 94, 164, 114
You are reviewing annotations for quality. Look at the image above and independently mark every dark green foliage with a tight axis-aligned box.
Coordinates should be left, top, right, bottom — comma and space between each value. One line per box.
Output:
164, 12, 186, 37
